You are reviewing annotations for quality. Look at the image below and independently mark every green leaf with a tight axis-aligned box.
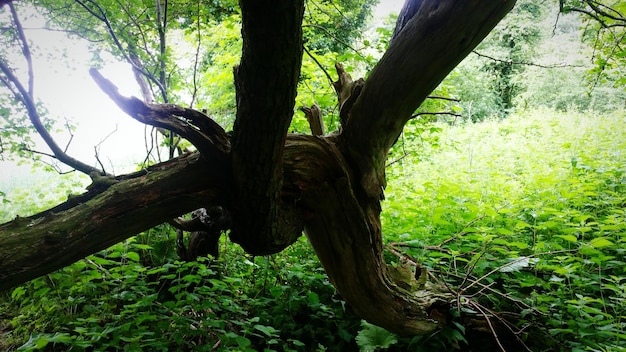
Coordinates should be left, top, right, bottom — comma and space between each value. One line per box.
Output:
254, 324, 279, 338
556, 234, 578, 243
589, 237, 613, 248
11, 286, 25, 300
125, 251, 140, 262
495, 227, 514, 235
355, 321, 398, 352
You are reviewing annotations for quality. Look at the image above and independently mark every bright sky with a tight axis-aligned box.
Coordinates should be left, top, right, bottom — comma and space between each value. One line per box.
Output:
0, 1, 404, 183
375, 0, 404, 18
1, 5, 160, 180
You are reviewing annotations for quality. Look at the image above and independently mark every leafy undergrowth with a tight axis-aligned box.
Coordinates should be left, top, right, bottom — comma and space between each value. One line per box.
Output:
383, 109, 626, 351
1, 109, 625, 351
1, 233, 361, 351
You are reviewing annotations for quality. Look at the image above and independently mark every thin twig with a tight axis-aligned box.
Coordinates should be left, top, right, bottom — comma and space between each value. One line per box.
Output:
410, 111, 462, 119
9, 3, 34, 97
189, 0, 202, 109
469, 300, 506, 352
302, 24, 366, 60
62, 118, 74, 154
427, 95, 460, 102
0, 52, 105, 176
303, 45, 334, 85
74, 0, 167, 96
473, 50, 583, 68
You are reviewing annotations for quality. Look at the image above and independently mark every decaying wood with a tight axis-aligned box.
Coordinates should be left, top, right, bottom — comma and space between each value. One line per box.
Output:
300, 104, 324, 136
0, 0, 517, 336
175, 207, 231, 261
333, 63, 364, 127
0, 153, 230, 290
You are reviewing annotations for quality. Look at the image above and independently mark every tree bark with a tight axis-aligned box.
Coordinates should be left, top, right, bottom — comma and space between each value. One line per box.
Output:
342, 0, 517, 199
0, 0, 517, 336
230, 0, 305, 255
0, 153, 230, 290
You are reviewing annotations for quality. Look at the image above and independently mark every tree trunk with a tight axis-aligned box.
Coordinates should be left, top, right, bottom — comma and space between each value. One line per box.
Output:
0, 0, 517, 336
230, 0, 305, 255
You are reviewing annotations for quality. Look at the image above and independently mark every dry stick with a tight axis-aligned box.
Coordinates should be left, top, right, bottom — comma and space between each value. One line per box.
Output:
469, 300, 507, 352
460, 249, 577, 295
472, 299, 534, 352
472, 51, 583, 68
483, 304, 533, 352
410, 111, 462, 120
435, 268, 544, 316
93, 123, 119, 174
428, 95, 461, 102
62, 118, 75, 153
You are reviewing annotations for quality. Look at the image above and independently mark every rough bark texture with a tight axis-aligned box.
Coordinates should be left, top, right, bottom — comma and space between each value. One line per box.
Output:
0, 153, 229, 290
230, 0, 305, 255
342, 0, 517, 199
0, 0, 517, 336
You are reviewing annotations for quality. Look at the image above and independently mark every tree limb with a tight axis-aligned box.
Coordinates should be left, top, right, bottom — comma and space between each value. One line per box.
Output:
0, 57, 104, 176
89, 68, 230, 162
341, 0, 517, 199
0, 152, 229, 290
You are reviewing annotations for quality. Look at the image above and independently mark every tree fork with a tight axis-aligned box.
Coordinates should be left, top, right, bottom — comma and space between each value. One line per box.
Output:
0, 0, 520, 338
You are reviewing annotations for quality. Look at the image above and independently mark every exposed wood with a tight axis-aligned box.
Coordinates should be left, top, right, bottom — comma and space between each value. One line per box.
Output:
90, 68, 230, 162
300, 104, 324, 136
175, 207, 230, 261
333, 63, 364, 127
230, 0, 305, 255
283, 135, 452, 335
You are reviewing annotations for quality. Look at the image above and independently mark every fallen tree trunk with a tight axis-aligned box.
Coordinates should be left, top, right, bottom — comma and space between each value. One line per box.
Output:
0, 153, 230, 289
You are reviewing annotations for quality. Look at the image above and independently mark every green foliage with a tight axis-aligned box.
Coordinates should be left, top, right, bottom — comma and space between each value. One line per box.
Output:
303, 0, 377, 53
473, 0, 546, 113
355, 321, 398, 351
562, 0, 626, 93
1, 232, 360, 351
3, 1, 626, 350
384, 109, 626, 350
3, 109, 624, 351
439, 1, 626, 122
0, 171, 88, 223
